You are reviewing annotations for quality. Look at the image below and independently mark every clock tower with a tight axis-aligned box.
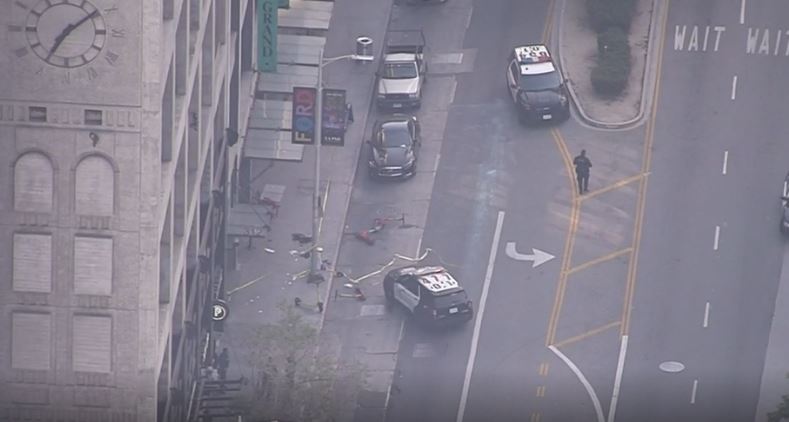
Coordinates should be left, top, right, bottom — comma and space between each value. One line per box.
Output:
1, 0, 254, 419
0, 0, 160, 420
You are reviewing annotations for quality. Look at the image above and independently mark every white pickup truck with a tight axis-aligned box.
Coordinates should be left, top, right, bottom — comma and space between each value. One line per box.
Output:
376, 30, 428, 111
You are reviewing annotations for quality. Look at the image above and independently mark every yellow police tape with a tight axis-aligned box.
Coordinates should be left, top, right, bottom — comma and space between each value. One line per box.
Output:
346, 248, 432, 285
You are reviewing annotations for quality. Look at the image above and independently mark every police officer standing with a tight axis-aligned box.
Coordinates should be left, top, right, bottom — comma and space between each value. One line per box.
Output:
573, 149, 592, 194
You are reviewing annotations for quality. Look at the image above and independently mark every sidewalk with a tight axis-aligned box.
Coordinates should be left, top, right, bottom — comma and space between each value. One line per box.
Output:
216, 0, 397, 420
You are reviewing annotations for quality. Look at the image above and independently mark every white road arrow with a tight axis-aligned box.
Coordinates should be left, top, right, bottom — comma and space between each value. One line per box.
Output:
505, 242, 555, 268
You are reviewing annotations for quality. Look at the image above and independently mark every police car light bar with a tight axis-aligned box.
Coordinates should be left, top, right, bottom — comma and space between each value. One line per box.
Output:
517, 46, 552, 64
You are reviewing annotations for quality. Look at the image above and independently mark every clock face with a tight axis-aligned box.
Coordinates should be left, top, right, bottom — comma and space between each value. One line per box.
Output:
3, 0, 139, 104
25, 0, 107, 68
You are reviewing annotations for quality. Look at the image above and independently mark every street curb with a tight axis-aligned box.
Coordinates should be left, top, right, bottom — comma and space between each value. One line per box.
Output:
316, 3, 395, 337
554, 0, 663, 130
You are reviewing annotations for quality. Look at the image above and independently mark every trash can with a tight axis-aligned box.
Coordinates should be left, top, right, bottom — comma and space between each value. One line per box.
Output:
355, 36, 374, 61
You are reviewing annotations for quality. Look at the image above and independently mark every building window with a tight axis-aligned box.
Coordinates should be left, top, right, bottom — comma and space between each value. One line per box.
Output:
14, 152, 54, 212
12, 312, 51, 371
28, 106, 47, 122
13, 233, 52, 293
74, 236, 113, 296
73, 315, 112, 373
75, 155, 114, 216
84, 109, 103, 125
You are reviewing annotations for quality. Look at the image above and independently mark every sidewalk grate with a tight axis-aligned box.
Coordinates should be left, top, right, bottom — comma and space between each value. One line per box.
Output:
411, 343, 436, 358
359, 304, 386, 317
432, 52, 464, 64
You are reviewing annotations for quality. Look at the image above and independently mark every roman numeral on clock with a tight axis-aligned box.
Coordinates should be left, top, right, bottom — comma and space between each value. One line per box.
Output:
105, 51, 119, 65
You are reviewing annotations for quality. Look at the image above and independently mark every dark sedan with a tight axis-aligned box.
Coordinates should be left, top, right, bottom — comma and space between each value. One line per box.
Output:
367, 115, 421, 179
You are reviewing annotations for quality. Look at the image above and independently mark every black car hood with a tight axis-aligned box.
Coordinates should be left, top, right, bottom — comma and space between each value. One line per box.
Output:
522, 89, 563, 106
373, 146, 411, 166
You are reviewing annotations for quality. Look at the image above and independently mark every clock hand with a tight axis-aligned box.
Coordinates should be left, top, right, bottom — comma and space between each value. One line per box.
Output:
72, 9, 99, 30
47, 24, 74, 60
46, 10, 99, 59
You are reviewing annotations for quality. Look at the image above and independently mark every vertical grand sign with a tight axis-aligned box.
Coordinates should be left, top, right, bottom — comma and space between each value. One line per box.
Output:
292, 87, 316, 145
257, 0, 278, 72
321, 89, 347, 146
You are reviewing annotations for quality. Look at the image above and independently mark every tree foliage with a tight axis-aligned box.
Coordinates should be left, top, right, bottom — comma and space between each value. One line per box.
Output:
768, 393, 789, 422
590, 26, 631, 97
585, 0, 637, 32
235, 302, 366, 422
768, 373, 789, 422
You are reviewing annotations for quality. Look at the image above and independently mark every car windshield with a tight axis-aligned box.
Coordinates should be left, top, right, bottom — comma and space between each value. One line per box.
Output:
433, 290, 468, 308
383, 62, 418, 79
380, 124, 412, 147
520, 71, 562, 91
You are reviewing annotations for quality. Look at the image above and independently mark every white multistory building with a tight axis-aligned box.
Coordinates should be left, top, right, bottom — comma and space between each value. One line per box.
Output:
0, 0, 258, 420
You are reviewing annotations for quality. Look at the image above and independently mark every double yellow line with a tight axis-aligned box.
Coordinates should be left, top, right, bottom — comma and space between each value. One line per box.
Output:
545, 128, 579, 346
544, 0, 671, 345
621, 0, 670, 336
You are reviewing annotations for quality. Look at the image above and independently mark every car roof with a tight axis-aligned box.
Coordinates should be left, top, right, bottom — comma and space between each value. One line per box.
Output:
418, 272, 461, 293
384, 53, 418, 62
513, 45, 557, 75
395, 266, 461, 293
379, 116, 411, 129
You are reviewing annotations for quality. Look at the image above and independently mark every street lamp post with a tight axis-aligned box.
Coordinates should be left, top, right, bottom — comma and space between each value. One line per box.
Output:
308, 44, 374, 283
309, 47, 325, 282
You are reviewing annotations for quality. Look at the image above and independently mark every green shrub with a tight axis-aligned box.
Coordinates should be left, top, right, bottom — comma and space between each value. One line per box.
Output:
597, 26, 629, 57
591, 28, 631, 97
586, 0, 637, 32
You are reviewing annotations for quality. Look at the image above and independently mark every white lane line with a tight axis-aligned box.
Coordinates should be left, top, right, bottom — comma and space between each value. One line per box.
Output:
713, 226, 721, 250
465, 7, 473, 29
691, 379, 699, 404
722, 151, 729, 175
703, 302, 710, 328
740, 0, 746, 24
550, 345, 605, 422
607, 335, 629, 422
456, 211, 505, 422
434, 153, 441, 173
731, 76, 738, 100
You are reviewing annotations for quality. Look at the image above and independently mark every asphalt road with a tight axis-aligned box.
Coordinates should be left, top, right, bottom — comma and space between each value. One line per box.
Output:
385, 0, 584, 421
615, 1, 789, 421
378, 0, 789, 421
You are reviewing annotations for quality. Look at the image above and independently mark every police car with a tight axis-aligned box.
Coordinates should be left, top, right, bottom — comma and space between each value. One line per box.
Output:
506, 45, 570, 123
383, 266, 474, 327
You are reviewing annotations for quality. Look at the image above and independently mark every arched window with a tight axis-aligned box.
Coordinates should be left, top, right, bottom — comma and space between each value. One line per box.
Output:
75, 155, 114, 216
14, 152, 54, 212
